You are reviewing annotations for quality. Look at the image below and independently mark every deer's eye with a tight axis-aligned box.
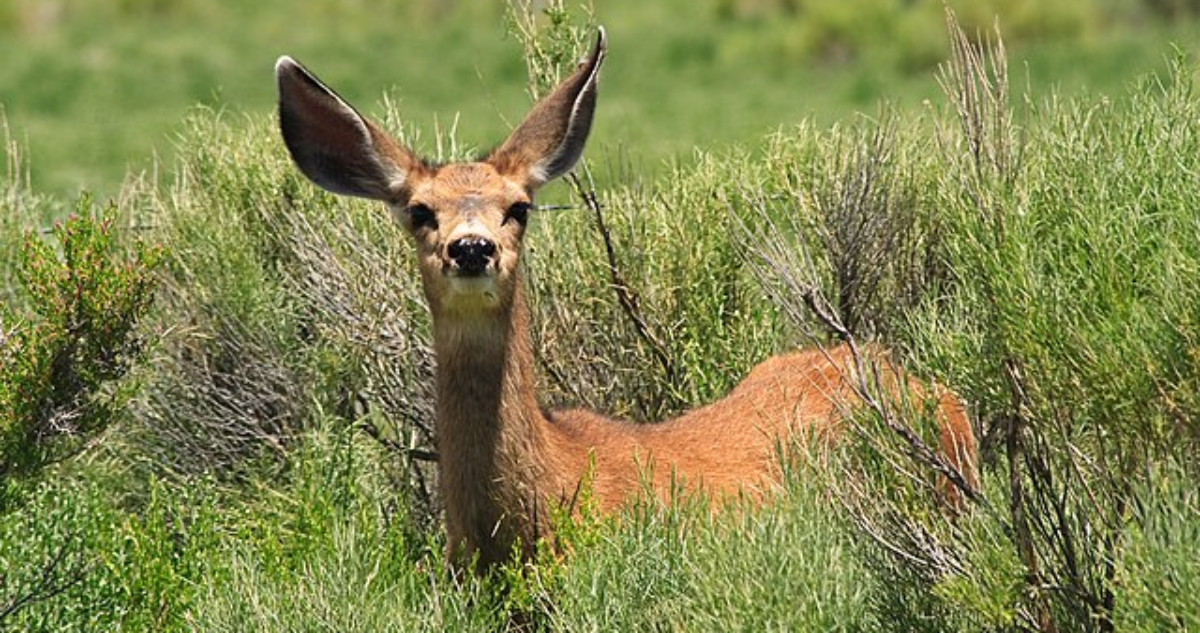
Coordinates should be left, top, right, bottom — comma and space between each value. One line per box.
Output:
504, 201, 532, 226
407, 204, 437, 231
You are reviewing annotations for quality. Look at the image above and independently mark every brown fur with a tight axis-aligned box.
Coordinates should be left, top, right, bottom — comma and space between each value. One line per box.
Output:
275, 29, 978, 571
433, 283, 977, 567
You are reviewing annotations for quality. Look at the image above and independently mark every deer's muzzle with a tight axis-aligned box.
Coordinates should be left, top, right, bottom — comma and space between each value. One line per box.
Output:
446, 236, 497, 276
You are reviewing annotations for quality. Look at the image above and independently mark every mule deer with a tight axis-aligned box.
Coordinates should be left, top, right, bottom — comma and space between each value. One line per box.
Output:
275, 29, 978, 570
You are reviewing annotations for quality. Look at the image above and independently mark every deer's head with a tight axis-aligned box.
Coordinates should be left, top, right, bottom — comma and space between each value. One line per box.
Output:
275, 30, 606, 318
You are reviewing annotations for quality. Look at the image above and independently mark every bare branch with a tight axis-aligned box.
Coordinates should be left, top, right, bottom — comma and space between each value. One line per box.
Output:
356, 417, 438, 463
568, 165, 676, 383
0, 539, 90, 623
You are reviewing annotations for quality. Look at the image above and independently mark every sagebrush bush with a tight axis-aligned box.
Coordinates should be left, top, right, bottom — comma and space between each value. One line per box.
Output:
545, 466, 880, 631
529, 152, 784, 422
706, 13, 1200, 630
128, 112, 313, 478
184, 418, 509, 632
858, 20, 1200, 630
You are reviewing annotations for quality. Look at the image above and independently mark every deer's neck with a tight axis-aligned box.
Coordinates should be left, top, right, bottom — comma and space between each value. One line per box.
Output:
432, 281, 556, 566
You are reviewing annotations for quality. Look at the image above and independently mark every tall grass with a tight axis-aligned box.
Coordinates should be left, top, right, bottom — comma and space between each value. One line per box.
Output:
546, 469, 879, 631
1114, 462, 1200, 631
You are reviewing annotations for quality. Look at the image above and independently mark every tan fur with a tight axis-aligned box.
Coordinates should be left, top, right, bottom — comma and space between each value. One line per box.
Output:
275, 29, 978, 571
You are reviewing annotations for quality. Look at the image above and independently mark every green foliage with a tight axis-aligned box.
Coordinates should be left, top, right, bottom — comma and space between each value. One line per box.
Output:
528, 151, 784, 421
0, 478, 104, 629
3, 3, 1200, 631
546, 470, 878, 631
1114, 461, 1200, 631
719, 16, 1200, 630
184, 419, 508, 632
0, 200, 160, 495
506, 0, 597, 100
0, 472, 221, 630
891, 30, 1200, 630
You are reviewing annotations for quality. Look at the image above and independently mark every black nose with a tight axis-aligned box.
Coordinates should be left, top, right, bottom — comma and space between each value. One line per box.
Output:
447, 237, 496, 275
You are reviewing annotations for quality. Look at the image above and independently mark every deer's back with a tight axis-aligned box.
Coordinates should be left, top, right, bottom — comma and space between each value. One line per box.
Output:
546, 345, 924, 509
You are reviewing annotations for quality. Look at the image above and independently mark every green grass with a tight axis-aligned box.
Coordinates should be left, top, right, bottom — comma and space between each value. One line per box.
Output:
1114, 463, 1200, 632
2, 0, 1199, 198
548, 478, 878, 631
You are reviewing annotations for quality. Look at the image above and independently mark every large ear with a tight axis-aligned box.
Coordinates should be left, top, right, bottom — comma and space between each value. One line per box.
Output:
488, 27, 607, 189
275, 56, 421, 201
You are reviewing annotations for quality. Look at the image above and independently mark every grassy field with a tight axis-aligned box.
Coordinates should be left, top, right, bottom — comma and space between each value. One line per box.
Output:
2, 0, 1200, 197
3, 1, 1200, 631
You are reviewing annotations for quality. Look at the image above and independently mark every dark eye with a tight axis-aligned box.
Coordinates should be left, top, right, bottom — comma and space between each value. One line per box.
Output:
504, 201, 532, 226
407, 204, 437, 231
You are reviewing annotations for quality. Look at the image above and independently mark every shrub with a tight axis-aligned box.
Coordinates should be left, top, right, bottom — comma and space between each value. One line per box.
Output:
0, 477, 118, 630
125, 111, 443, 537
127, 112, 313, 479
721, 11, 1200, 630
184, 418, 507, 632
0, 199, 161, 503
841, 17, 1199, 631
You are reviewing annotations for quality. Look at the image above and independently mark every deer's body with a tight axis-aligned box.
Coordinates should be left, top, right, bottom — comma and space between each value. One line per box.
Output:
275, 29, 978, 570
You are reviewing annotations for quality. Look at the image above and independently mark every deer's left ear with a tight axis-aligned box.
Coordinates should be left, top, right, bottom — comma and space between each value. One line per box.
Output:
488, 27, 606, 189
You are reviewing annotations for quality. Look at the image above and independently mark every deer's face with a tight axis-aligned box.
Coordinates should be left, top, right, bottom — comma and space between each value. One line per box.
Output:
275, 29, 604, 321
393, 163, 533, 315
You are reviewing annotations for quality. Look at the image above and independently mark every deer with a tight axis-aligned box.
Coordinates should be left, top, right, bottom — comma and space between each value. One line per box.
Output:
274, 28, 978, 571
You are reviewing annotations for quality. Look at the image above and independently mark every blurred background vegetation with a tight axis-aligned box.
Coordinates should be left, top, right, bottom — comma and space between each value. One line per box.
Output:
1, 0, 1199, 197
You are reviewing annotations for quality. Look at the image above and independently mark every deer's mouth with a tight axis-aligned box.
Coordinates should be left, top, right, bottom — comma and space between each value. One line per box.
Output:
443, 263, 500, 294
443, 260, 497, 279
445, 265, 492, 279
439, 268, 502, 309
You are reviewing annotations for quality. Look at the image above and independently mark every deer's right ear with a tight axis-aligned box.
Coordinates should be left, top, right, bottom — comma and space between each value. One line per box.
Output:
276, 56, 419, 201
